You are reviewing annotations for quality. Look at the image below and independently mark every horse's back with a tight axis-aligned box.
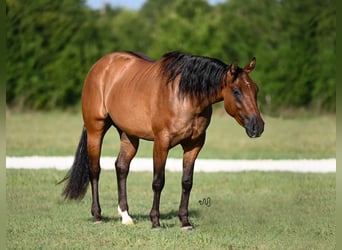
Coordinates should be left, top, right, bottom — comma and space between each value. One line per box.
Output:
83, 52, 152, 91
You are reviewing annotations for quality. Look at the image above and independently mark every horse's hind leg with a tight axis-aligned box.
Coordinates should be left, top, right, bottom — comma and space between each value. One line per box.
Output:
115, 132, 139, 225
86, 118, 112, 222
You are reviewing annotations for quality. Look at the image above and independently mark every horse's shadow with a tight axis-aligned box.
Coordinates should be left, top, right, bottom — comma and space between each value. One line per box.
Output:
90, 209, 201, 228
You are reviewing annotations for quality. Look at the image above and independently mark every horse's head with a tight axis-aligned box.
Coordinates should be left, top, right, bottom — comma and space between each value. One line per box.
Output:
222, 58, 264, 138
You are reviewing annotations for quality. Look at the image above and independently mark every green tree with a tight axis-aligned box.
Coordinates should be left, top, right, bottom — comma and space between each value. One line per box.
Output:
7, 0, 98, 109
271, 0, 335, 111
6, 0, 335, 112
141, 0, 213, 58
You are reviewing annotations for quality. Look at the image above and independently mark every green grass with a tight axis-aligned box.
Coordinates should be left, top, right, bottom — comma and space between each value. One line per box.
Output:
5, 111, 336, 248
6, 111, 336, 159
7, 169, 335, 249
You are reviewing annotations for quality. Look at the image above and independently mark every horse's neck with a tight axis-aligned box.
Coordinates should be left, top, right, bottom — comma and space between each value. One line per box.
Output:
190, 93, 223, 115
209, 91, 224, 105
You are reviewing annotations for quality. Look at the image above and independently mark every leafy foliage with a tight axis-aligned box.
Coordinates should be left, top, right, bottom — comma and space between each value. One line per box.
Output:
6, 0, 335, 112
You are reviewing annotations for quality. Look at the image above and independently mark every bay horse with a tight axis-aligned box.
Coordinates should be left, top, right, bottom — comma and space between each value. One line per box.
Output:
60, 51, 264, 230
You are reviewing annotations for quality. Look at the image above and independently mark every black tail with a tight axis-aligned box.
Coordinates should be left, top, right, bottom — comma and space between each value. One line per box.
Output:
59, 127, 89, 200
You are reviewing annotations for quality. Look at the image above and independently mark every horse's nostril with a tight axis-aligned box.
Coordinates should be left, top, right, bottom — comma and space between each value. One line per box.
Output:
253, 123, 257, 132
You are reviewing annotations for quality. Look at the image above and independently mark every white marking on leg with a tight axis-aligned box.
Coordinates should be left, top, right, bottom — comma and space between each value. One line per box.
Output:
181, 225, 193, 230
117, 205, 134, 225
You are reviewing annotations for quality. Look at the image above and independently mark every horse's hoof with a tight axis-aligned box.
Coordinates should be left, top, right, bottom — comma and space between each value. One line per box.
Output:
118, 206, 134, 225
122, 217, 134, 225
181, 225, 194, 231
93, 220, 103, 224
93, 215, 102, 224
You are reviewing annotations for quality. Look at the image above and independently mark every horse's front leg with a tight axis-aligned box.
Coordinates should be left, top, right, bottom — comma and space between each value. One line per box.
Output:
116, 133, 139, 225
150, 139, 169, 228
179, 133, 206, 230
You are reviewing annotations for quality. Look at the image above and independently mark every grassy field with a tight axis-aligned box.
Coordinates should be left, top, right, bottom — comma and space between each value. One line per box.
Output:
6, 111, 336, 159
6, 111, 336, 249
7, 169, 335, 249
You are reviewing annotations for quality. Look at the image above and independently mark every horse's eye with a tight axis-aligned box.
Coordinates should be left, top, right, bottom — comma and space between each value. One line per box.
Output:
232, 89, 242, 99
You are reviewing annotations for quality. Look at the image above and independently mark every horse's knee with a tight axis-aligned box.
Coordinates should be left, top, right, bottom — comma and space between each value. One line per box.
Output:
115, 161, 127, 173
182, 176, 193, 191
152, 173, 165, 192
115, 158, 129, 175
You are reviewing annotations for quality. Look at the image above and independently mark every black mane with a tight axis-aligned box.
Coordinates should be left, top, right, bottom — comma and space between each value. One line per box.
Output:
160, 52, 230, 99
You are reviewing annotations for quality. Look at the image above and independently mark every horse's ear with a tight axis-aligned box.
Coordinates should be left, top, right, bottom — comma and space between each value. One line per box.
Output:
229, 59, 238, 75
243, 57, 256, 73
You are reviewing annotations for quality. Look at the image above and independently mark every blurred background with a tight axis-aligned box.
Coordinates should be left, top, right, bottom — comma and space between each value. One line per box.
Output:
6, 0, 336, 114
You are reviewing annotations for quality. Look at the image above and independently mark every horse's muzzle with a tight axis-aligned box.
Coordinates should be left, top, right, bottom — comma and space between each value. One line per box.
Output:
245, 115, 264, 138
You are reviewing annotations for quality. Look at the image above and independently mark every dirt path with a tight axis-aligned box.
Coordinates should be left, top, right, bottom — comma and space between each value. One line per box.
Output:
6, 156, 335, 173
